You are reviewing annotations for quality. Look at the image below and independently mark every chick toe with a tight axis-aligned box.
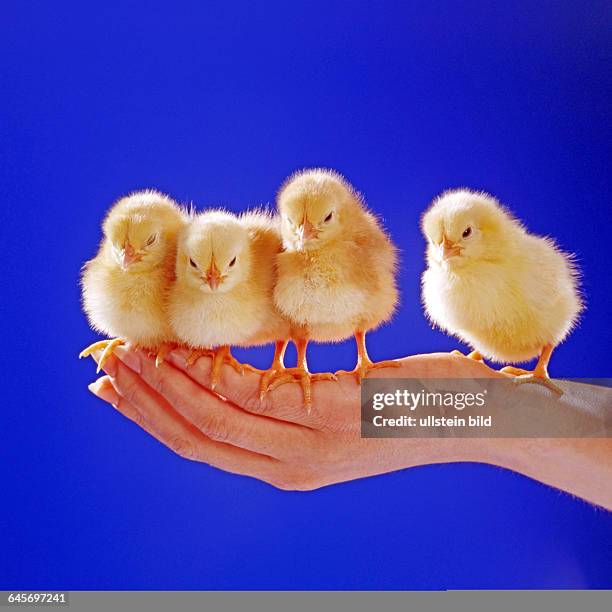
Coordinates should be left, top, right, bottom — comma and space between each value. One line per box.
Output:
260, 370, 276, 399
500, 365, 531, 376
336, 358, 400, 384
209, 346, 248, 390
79, 339, 114, 360
260, 368, 285, 400
264, 367, 329, 411
259, 339, 290, 399
312, 372, 338, 382
513, 373, 563, 396
154, 342, 176, 367
94, 338, 125, 373
265, 371, 298, 393
337, 331, 400, 383
186, 348, 215, 368
501, 345, 563, 395
300, 374, 313, 413
452, 349, 485, 362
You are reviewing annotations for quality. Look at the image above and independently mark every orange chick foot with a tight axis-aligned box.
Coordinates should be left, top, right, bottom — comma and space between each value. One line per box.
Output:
500, 365, 530, 376
264, 368, 337, 412
186, 348, 216, 367
79, 338, 125, 373
260, 367, 283, 400
153, 342, 177, 367
451, 349, 485, 362
336, 358, 400, 384
209, 346, 251, 390
500, 366, 563, 396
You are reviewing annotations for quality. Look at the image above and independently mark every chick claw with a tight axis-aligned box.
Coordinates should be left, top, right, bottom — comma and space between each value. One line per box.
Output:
259, 368, 281, 401
153, 342, 176, 367
500, 366, 563, 396
79, 338, 125, 373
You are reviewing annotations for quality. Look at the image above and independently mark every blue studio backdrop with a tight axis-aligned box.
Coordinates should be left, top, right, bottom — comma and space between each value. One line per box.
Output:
1, 1, 611, 590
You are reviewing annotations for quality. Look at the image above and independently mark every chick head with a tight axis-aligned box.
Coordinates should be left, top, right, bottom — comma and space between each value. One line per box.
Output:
421, 189, 521, 268
177, 211, 251, 294
277, 168, 359, 252
103, 190, 183, 272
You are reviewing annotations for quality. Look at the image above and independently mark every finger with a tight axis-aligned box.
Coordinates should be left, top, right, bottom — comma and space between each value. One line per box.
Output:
400, 353, 504, 378
88, 375, 121, 406
89, 375, 156, 427
89, 374, 195, 444
163, 347, 343, 428
105, 346, 315, 460
87, 375, 282, 482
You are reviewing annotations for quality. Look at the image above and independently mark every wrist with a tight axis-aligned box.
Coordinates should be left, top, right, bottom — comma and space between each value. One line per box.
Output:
387, 438, 494, 469
432, 437, 493, 466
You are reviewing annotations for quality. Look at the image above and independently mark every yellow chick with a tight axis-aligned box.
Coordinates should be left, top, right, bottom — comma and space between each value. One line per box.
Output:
168, 209, 291, 390
271, 168, 399, 405
421, 189, 583, 394
80, 190, 187, 371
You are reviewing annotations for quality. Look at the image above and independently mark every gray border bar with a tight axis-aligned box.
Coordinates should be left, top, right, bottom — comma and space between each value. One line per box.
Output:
2, 591, 612, 612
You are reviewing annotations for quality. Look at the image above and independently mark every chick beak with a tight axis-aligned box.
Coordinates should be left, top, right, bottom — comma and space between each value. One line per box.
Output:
119, 242, 142, 269
296, 219, 319, 249
441, 236, 463, 260
205, 261, 222, 291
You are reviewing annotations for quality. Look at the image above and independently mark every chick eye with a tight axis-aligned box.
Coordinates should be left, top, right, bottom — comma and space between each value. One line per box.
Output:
323, 211, 333, 223
228, 256, 237, 268
462, 227, 472, 239
146, 234, 157, 246
189, 258, 197, 268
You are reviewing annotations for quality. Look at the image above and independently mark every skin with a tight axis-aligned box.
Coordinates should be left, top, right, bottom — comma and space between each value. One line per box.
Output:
87, 348, 612, 510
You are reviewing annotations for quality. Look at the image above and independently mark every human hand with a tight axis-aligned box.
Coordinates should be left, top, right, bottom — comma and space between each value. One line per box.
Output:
86, 348, 498, 490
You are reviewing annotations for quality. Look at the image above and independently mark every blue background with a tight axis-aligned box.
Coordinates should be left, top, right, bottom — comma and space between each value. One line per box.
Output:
1, 0, 611, 590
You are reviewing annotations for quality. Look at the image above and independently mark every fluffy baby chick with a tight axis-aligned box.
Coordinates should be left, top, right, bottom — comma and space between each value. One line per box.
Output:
271, 168, 399, 404
421, 189, 583, 394
168, 209, 290, 390
80, 190, 187, 371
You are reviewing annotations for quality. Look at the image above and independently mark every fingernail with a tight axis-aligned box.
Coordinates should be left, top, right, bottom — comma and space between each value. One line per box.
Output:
88, 380, 119, 407
167, 350, 187, 367
90, 349, 118, 376
114, 345, 141, 373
